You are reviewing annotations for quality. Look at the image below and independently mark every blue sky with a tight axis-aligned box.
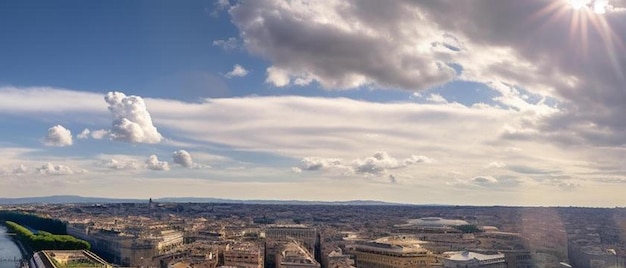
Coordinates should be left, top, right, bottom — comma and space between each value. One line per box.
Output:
1, 0, 626, 206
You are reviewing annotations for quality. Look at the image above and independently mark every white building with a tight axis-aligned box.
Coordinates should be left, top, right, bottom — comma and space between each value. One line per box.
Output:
443, 251, 506, 268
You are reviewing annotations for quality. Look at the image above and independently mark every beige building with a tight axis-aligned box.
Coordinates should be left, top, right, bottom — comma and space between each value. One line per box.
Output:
265, 225, 317, 251
325, 249, 355, 268
223, 243, 264, 268
351, 236, 437, 268
264, 225, 318, 268
155, 230, 184, 253
67, 224, 183, 267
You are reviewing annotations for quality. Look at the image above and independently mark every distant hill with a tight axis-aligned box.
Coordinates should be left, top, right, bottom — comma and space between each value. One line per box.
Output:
0, 195, 143, 204
0, 195, 411, 206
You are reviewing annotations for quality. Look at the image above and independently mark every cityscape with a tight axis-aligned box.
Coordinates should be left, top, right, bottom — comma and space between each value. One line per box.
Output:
2, 0, 626, 268
1, 199, 626, 268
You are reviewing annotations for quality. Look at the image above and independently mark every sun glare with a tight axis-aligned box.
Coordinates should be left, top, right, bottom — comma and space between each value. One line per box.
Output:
567, 0, 610, 13
568, 0, 591, 10
531, 0, 624, 79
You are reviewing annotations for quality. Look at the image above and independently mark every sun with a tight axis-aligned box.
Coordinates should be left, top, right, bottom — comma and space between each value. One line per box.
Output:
529, 0, 624, 79
566, 0, 610, 13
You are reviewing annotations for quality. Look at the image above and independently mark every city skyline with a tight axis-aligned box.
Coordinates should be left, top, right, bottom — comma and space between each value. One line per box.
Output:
1, 0, 626, 206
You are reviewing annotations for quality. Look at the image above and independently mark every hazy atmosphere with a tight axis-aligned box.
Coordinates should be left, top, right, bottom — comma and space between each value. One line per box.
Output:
1, 0, 626, 206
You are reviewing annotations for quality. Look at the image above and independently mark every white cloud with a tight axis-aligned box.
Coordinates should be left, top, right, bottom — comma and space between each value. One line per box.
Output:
300, 157, 345, 171
426, 93, 448, 104
296, 152, 433, 178
172, 150, 193, 168
44, 125, 73, 147
224, 64, 249, 78
91, 129, 108, 140
450, 175, 500, 187
103, 159, 138, 170
145, 155, 169, 171
266, 66, 291, 87
37, 163, 82, 176
0, 86, 105, 115
352, 152, 402, 175
403, 155, 434, 165
77, 128, 90, 139
4, 86, 626, 205
104, 91, 163, 144
213, 37, 239, 50
486, 161, 506, 168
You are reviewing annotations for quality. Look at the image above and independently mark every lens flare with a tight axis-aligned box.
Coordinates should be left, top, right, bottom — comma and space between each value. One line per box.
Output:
569, 0, 591, 10
529, 0, 624, 80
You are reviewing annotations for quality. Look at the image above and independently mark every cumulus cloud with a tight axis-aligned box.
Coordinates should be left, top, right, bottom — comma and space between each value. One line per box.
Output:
224, 64, 249, 78
91, 129, 108, 140
172, 150, 193, 168
43, 125, 73, 147
403, 155, 434, 165
296, 152, 432, 178
352, 152, 403, 175
353, 152, 434, 176
77, 128, 90, 139
231, 1, 457, 90
228, 0, 626, 150
145, 155, 169, 171
104, 92, 163, 144
103, 159, 138, 170
300, 157, 344, 171
266, 66, 291, 87
37, 163, 81, 176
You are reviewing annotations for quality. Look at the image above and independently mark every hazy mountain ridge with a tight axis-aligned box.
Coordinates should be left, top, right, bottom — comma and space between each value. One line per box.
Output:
0, 195, 410, 206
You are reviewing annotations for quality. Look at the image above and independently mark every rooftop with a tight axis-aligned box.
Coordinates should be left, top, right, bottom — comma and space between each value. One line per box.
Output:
356, 236, 430, 254
444, 251, 505, 262
38, 250, 111, 268
396, 217, 469, 228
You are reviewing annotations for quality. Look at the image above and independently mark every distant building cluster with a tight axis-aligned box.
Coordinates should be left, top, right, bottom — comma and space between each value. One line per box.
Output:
2, 202, 625, 268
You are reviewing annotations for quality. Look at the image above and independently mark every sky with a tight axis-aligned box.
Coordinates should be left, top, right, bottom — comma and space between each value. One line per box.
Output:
1, 0, 626, 206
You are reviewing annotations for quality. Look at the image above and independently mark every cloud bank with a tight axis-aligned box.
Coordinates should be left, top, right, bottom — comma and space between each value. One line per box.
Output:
229, 0, 626, 149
